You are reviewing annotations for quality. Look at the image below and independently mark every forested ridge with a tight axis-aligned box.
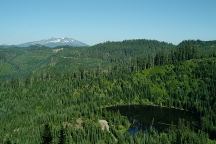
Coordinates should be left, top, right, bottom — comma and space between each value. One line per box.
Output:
0, 39, 216, 143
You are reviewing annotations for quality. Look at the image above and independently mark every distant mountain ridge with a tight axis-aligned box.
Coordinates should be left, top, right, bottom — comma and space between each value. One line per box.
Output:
17, 37, 88, 48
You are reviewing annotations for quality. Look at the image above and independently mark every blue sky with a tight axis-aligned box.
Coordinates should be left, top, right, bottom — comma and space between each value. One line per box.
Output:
0, 0, 215, 45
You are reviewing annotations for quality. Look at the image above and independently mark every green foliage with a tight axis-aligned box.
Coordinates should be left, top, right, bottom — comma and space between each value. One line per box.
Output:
4, 139, 12, 144
0, 39, 216, 143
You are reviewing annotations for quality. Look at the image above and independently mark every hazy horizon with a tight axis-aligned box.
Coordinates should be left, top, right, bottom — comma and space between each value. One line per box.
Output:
1, 37, 216, 47
0, 0, 216, 45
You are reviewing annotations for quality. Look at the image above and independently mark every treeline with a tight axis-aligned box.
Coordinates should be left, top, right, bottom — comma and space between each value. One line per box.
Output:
1, 39, 216, 80
31, 39, 216, 80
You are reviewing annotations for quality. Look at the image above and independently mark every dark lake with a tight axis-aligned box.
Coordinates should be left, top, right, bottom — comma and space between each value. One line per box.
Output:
106, 105, 201, 134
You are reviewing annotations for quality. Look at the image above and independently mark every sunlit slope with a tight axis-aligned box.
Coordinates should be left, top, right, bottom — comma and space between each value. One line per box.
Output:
1, 40, 175, 79
0, 47, 54, 79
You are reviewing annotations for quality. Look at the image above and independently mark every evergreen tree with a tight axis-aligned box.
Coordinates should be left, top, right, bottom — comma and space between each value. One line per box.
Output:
58, 126, 66, 144
4, 139, 12, 144
41, 124, 52, 144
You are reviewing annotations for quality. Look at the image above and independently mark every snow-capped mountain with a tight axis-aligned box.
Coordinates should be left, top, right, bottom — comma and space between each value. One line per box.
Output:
18, 37, 88, 48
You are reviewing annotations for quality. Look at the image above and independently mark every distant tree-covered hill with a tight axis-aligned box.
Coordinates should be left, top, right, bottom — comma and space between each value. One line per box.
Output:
1, 39, 216, 80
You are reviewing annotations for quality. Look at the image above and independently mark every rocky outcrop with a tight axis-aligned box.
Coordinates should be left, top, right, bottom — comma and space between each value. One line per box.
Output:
98, 120, 109, 132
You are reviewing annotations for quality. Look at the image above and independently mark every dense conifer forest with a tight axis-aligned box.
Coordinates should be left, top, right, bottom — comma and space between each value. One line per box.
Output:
0, 39, 216, 143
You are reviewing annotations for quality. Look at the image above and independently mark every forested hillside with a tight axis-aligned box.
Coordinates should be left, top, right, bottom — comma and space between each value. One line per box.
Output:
0, 39, 216, 144
0, 47, 53, 79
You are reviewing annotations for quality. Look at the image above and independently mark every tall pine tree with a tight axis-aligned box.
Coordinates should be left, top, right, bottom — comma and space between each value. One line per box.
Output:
41, 124, 52, 144
58, 126, 66, 144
